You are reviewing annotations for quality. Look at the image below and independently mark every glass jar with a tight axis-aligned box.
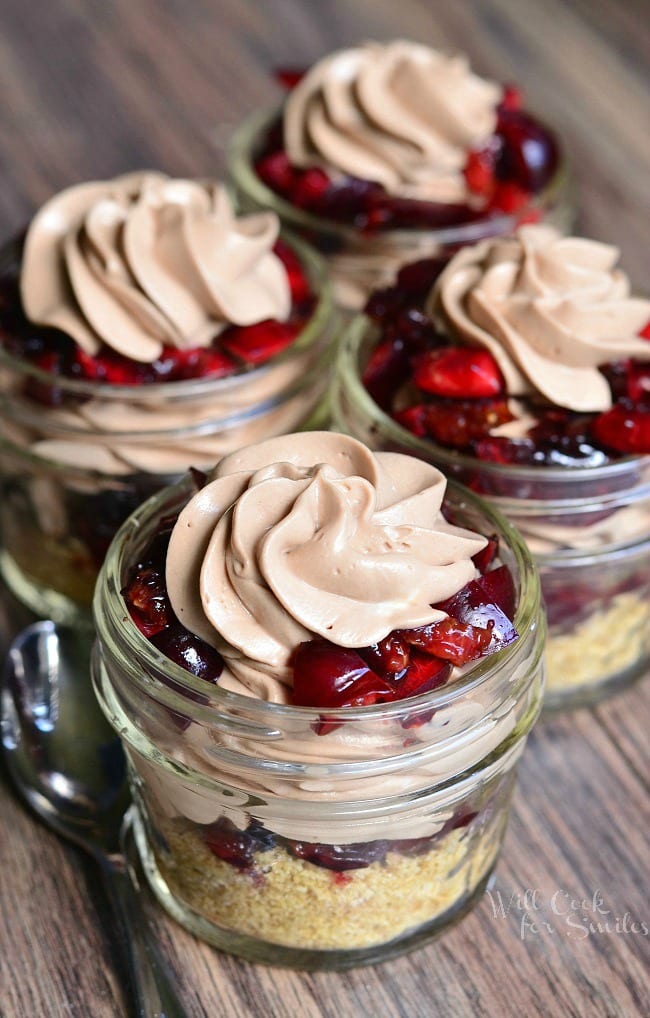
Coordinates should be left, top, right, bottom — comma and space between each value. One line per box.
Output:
92, 472, 545, 969
331, 316, 650, 711
0, 236, 338, 623
228, 108, 575, 312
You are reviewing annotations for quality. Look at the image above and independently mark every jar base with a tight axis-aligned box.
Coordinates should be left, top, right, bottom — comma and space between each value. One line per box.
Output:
543, 653, 648, 713
131, 808, 499, 971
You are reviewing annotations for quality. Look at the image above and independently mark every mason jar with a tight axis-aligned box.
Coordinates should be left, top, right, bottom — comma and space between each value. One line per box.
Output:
0, 236, 338, 622
92, 472, 545, 969
331, 316, 650, 711
228, 108, 575, 312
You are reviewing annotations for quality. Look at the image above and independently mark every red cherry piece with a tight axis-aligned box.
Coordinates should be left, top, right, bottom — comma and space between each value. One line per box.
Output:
292, 167, 331, 208
362, 338, 410, 409
413, 347, 504, 399
464, 148, 496, 197
221, 320, 300, 365
434, 566, 518, 652
400, 617, 493, 666
274, 67, 306, 89
205, 819, 256, 869
394, 404, 429, 438
255, 152, 296, 195
499, 84, 523, 112
407, 398, 513, 447
489, 181, 531, 214
287, 839, 389, 871
472, 436, 537, 465
640, 321, 650, 341
392, 650, 451, 699
472, 535, 499, 574
359, 633, 410, 677
591, 404, 650, 455
274, 240, 311, 303
292, 639, 394, 709
122, 566, 171, 637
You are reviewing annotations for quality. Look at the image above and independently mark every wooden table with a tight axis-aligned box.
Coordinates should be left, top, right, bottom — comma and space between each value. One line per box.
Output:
0, 2, 648, 1015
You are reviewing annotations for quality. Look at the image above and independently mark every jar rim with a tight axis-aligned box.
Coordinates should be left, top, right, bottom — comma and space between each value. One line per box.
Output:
228, 106, 571, 247
334, 314, 650, 501
93, 465, 544, 728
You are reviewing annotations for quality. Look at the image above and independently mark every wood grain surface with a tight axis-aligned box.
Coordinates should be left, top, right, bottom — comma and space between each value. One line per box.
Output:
0, 2, 648, 1016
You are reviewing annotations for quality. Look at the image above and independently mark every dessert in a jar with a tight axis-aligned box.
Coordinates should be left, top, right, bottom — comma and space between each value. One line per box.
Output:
92, 431, 545, 968
331, 225, 650, 709
0, 172, 337, 620
229, 39, 573, 310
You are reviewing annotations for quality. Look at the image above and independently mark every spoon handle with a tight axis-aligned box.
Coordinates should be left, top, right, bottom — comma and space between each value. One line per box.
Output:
100, 855, 187, 1018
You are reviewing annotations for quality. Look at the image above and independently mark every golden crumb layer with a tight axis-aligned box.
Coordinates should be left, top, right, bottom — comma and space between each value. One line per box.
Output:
155, 817, 503, 951
546, 593, 650, 694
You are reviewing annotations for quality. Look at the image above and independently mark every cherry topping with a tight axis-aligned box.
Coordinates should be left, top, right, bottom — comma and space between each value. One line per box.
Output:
399, 618, 493, 666
395, 398, 513, 447
472, 535, 499, 575
591, 402, 650, 454
220, 320, 300, 365
389, 649, 451, 699
204, 818, 259, 869
151, 627, 224, 684
413, 347, 504, 399
292, 640, 395, 709
496, 109, 559, 193
434, 565, 518, 653
123, 565, 172, 638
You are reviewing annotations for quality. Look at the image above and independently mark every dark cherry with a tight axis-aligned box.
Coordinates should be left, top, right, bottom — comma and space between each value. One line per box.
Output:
399, 618, 493, 666
433, 565, 518, 653
123, 566, 172, 638
204, 818, 260, 869
496, 109, 559, 193
286, 838, 389, 871
292, 639, 395, 709
412, 347, 504, 399
389, 650, 451, 699
472, 535, 499, 575
150, 627, 224, 684
359, 633, 410, 677
395, 256, 449, 296
361, 337, 410, 409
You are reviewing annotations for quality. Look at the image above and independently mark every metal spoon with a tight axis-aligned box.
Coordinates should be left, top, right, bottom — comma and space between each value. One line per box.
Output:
1, 620, 186, 1018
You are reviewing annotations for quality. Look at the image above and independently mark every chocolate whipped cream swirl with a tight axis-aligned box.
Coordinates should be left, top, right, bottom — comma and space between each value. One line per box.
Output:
284, 40, 501, 204
20, 171, 291, 362
166, 432, 486, 702
430, 225, 650, 412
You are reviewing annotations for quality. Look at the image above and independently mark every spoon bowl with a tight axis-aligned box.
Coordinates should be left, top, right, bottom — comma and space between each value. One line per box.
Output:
1, 620, 129, 852
1, 619, 185, 1018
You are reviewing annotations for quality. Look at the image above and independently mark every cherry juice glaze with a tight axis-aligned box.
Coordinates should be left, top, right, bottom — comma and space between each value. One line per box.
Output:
284, 40, 501, 205
430, 224, 650, 413
8, 174, 325, 475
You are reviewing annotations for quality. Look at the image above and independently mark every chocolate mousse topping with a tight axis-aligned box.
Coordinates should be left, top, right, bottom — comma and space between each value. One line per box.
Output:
284, 40, 501, 204
166, 432, 486, 697
21, 172, 291, 363
430, 225, 650, 412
